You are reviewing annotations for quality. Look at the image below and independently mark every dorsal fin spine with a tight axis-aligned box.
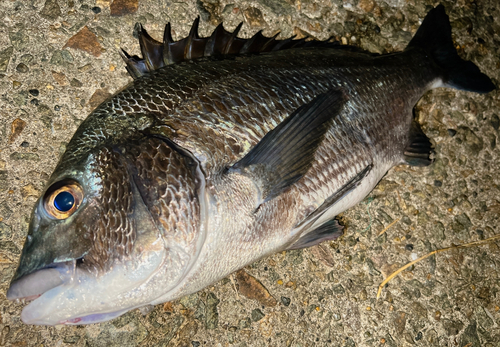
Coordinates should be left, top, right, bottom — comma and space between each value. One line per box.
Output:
185, 17, 201, 60
223, 22, 243, 55
163, 22, 174, 43
240, 30, 264, 54
138, 24, 165, 70
163, 23, 175, 65
119, 49, 148, 79
261, 32, 280, 52
204, 23, 223, 57
272, 35, 297, 51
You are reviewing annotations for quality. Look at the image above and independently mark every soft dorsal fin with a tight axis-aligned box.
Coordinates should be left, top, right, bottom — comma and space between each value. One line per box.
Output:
120, 17, 345, 79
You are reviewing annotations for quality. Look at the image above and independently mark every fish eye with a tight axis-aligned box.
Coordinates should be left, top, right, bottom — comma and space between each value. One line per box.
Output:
54, 191, 74, 212
43, 181, 84, 219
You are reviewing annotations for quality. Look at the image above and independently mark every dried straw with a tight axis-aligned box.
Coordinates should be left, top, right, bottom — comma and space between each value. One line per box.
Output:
377, 234, 500, 299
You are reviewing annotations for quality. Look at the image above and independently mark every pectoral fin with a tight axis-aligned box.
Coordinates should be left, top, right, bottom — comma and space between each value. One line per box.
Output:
230, 90, 345, 203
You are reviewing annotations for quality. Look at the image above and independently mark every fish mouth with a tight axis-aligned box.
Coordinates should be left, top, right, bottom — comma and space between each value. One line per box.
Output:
7, 260, 77, 303
5, 260, 123, 325
6, 245, 170, 325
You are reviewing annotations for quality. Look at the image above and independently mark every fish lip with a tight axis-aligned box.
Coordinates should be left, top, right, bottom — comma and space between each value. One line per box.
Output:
6, 260, 76, 301
16, 245, 170, 325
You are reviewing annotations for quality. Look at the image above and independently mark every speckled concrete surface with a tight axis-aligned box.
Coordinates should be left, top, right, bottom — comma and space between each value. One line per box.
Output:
0, 0, 499, 346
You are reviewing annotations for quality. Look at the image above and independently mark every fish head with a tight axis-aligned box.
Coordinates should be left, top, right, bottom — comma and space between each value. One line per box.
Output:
7, 136, 206, 325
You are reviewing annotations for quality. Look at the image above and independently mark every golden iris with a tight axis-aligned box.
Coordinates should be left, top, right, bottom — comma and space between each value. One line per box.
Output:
44, 182, 83, 219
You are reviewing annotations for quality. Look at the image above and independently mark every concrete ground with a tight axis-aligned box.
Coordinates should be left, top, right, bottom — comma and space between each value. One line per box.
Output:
0, 0, 499, 346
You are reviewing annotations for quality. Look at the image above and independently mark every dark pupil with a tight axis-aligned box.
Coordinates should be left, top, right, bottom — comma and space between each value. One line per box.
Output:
54, 191, 75, 212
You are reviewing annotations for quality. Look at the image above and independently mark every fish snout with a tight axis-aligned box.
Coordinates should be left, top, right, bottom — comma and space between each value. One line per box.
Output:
7, 261, 77, 301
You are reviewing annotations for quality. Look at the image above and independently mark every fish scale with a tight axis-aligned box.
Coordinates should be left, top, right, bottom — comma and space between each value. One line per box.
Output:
6, 5, 495, 325
134, 50, 425, 209
102, 50, 419, 176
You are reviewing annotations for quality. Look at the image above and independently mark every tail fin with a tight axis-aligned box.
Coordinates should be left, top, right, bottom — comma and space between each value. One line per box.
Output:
407, 4, 495, 94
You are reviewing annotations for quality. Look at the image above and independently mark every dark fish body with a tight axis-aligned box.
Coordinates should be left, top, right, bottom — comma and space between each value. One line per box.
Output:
7, 5, 495, 325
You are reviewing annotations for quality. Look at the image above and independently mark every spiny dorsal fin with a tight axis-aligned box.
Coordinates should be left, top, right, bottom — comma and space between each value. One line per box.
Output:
120, 17, 342, 79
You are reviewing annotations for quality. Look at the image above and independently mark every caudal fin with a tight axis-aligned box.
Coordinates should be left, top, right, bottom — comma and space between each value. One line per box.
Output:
407, 4, 495, 94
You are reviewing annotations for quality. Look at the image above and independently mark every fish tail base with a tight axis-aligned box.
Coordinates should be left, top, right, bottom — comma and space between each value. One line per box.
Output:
406, 4, 495, 94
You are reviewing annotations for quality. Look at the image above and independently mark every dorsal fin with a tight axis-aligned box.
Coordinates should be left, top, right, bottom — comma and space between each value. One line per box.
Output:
185, 17, 206, 60
138, 24, 165, 71
120, 17, 343, 79
119, 49, 149, 79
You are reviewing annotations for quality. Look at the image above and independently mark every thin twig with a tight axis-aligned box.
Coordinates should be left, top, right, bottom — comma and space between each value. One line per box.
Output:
378, 218, 401, 236
377, 234, 500, 299
230, 273, 240, 300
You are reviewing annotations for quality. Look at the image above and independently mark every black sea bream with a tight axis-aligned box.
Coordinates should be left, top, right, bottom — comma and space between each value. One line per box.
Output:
7, 5, 495, 325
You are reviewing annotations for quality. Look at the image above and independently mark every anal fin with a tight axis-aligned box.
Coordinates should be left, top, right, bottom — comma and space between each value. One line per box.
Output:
295, 164, 373, 231
287, 219, 343, 250
403, 118, 434, 167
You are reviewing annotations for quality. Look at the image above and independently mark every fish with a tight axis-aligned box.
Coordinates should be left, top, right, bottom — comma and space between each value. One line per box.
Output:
6, 4, 495, 326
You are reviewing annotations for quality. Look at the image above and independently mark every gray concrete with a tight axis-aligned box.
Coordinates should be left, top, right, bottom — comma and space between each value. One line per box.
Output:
0, 0, 499, 346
